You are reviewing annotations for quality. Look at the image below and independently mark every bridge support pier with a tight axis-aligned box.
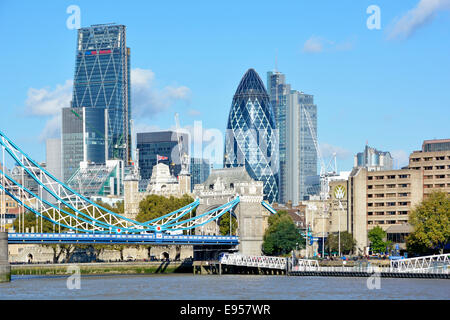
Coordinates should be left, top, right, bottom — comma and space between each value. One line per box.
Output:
0, 232, 11, 283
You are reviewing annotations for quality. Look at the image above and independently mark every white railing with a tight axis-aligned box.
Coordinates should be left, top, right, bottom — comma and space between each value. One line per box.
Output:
291, 259, 320, 271
220, 253, 288, 270
220, 254, 320, 271
389, 254, 449, 273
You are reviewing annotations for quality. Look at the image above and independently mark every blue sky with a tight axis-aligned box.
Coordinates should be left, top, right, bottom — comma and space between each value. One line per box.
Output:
0, 0, 449, 171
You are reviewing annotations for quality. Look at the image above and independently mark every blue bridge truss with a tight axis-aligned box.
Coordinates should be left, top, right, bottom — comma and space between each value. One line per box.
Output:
0, 129, 276, 245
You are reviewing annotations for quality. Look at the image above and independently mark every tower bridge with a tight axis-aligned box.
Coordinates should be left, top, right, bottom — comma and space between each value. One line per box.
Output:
0, 130, 278, 281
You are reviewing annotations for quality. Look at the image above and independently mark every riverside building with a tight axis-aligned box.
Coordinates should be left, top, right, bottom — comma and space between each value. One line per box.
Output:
322, 139, 450, 254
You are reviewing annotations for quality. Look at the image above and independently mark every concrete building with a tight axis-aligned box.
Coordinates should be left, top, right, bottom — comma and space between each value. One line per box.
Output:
267, 70, 318, 205
346, 167, 423, 253
408, 139, 450, 198
45, 138, 62, 181
354, 144, 393, 171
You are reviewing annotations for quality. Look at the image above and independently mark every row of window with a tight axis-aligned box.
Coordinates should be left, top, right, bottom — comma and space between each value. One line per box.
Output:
368, 220, 406, 225
368, 174, 410, 180
368, 211, 408, 216
368, 201, 410, 207
424, 174, 449, 179
368, 183, 409, 189
411, 156, 449, 162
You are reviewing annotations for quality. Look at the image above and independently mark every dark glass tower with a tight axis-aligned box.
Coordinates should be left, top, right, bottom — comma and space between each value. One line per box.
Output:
224, 69, 279, 203
71, 23, 131, 164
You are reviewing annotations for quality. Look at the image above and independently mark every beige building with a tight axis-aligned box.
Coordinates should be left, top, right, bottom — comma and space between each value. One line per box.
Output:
347, 167, 423, 253
325, 139, 450, 255
408, 139, 450, 198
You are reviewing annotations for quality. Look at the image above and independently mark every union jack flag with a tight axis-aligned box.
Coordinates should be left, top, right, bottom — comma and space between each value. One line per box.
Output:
157, 155, 168, 161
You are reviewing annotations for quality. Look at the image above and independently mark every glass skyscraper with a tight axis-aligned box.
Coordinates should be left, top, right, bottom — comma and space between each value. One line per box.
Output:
136, 131, 189, 180
224, 69, 279, 204
62, 23, 131, 182
190, 157, 211, 192
267, 70, 317, 204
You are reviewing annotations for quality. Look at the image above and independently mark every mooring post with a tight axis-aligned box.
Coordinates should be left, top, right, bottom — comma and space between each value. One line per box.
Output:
0, 232, 11, 283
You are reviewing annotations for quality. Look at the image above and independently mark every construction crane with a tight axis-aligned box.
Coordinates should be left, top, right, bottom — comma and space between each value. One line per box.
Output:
303, 108, 338, 200
174, 113, 189, 175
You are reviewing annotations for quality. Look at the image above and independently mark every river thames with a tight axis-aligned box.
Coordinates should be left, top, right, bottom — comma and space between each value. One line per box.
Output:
0, 274, 449, 300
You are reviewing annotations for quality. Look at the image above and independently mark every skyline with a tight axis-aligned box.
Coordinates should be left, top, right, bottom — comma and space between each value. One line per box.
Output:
0, 0, 449, 172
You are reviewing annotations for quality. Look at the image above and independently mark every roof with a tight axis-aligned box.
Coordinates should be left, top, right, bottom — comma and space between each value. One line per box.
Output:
202, 167, 256, 186
386, 223, 413, 234
234, 69, 269, 98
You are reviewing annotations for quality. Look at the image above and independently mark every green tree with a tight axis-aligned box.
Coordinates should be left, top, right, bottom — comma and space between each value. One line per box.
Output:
219, 212, 237, 236
262, 211, 304, 256
13, 211, 61, 233
325, 232, 356, 255
406, 191, 450, 255
136, 194, 195, 223
368, 226, 391, 254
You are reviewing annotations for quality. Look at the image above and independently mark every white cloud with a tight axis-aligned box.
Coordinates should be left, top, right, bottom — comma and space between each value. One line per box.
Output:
320, 143, 351, 160
38, 114, 62, 142
302, 36, 324, 53
387, 0, 450, 40
188, 109, 202, 117
24, 68, 191, 142
131, 68, 191, 117
391, 149, 410, 169
25, 80, 73, 116
302, 36, 355, 53
24, 80, 72, 142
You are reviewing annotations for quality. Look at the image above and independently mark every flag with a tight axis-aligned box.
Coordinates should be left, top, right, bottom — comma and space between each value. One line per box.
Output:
157, 155, 168, 161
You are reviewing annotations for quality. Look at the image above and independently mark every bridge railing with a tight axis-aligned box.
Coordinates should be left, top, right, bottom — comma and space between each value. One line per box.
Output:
220, 253, 287, 270
389, 254, 449, 273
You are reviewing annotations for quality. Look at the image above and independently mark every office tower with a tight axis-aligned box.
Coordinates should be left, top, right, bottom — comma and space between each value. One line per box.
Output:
61, 107, 108, 182
354, 145, 393, 171
45, 138, 62, 181
63, 23, 131, 182
224, 69, 279, 204
190, 157, 211, 192
267, 71, 317, 205
136, 131, 189, 180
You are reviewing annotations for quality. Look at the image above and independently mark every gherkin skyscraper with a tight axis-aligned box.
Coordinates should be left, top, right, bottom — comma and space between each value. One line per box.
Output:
224, 69, 279, 203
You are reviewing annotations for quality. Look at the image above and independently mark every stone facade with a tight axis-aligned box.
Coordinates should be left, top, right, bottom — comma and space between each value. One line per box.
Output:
124, 163, 192, 220
193, 167, 270, 256
8, 243, 193, 263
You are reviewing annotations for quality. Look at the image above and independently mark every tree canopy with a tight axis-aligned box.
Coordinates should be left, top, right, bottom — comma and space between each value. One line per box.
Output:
368, 226, 391, 254
406, 191, 450, 255
262, 210, 304, 256
135, 194, 195, 223
325, 231, 356, 255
